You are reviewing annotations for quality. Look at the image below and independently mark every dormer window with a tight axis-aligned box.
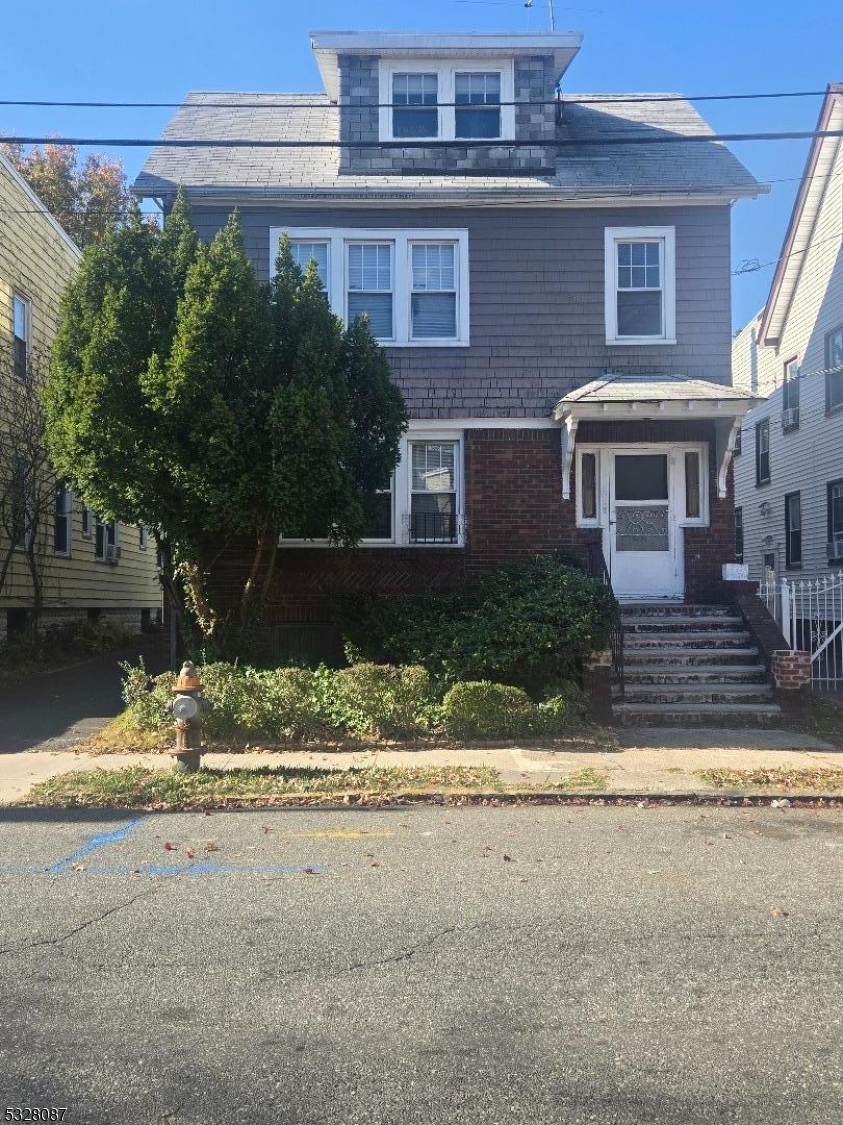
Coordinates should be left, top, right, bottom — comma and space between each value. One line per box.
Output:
455, 72, 501, 138
392, 72, 438, 138
379, 61, 514, 142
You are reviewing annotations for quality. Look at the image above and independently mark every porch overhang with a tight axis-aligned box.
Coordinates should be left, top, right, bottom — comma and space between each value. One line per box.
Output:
553, 373, 758, 501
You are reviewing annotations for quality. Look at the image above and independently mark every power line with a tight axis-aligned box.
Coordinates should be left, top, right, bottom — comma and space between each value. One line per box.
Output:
0, 90, 832, 111
732, 232, 843, 277
1, 128, 841, 150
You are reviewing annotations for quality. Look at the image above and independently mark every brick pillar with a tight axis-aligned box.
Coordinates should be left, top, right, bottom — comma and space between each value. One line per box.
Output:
771, 650, 811, 690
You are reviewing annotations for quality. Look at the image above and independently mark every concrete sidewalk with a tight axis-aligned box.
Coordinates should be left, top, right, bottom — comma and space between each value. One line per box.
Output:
1, 726, 840, 804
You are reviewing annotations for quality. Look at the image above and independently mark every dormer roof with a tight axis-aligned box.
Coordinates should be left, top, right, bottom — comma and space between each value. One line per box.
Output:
309, 30, 583, 100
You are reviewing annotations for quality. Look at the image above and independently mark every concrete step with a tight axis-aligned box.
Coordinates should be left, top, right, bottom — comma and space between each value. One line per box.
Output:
622, 616, 745, 633
621, 683, 774, 705
624, 631, 753, 650
613, 702, 783, 728
623, 647, 761, 666
624, 664, 769, 685
619, 603, 735, 618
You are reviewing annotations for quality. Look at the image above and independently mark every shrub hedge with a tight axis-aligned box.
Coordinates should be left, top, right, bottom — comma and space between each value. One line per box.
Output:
121, 659, 587, 744
336, 555, 615, 691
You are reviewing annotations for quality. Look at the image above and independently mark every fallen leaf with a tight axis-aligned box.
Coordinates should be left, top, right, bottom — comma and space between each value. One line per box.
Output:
185, 849, 195, 859
371, 861, 381, 868
770, 906, 789, 918
262, 826, 272, 835
164, 842, 176, 852
205, 842, 220, 853
503, 855, 513, 862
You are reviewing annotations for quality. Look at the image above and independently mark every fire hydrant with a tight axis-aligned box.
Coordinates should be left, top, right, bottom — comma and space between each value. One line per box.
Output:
168, 660, 210, 772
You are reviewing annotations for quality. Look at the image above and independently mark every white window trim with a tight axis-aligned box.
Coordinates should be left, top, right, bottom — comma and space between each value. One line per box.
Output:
280, 429, 465, 549
54, 486, 73, 558
604, 226, 676, 345
378, 60, 515, 143
94, 517, 119, 562
12, 291, 31, 381
575, 443, 708, 529
270, 228, 470, 347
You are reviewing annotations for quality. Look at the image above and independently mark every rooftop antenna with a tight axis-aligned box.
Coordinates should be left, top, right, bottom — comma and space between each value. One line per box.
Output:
524, 0, 556, 31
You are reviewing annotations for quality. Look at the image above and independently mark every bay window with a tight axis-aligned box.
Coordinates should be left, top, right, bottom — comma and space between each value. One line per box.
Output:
271, 228, 469, 346
605, 227, 676, 344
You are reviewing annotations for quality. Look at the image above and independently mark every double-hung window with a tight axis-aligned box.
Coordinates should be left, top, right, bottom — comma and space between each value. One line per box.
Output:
784, 491, 802, 569
409, 441, 459, 544
95, 518, 118, 562
288, 240, 329, 288
12, 292, 30, 381
755, 419, 770, 486
454, 72, 501, 138
411, 243, 457, 340
826, 326, 843, 413
347, 243, 394, 341
605, 227, 676, 344
54, 485, 72, 556
828, 480, 843, 564
10, 456, 31, 548
782, 358, 800, 431
391, 72, 438, 138
272, 228, 469, 346
381, 62, 513, 141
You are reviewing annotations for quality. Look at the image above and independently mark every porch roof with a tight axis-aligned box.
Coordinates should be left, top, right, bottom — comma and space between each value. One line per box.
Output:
554, 373, 756, 420
554, 373, 758, 502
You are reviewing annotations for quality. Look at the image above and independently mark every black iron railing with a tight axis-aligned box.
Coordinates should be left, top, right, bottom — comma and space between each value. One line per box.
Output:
410, 510, 458, 544
585, 542, 624, 698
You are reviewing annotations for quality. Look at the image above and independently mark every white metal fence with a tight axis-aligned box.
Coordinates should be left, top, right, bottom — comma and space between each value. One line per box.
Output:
759, 573, 843, 690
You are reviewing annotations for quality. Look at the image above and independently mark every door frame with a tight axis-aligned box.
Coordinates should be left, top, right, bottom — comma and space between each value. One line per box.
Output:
576, 442, 710, 600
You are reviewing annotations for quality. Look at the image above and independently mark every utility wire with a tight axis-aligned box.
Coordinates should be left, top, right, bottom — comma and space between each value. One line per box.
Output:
0, 89, 832, 110
1, 128, 841, 149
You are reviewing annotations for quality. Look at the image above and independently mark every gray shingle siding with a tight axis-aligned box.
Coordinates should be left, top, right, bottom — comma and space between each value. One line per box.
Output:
190, 202, 732, 418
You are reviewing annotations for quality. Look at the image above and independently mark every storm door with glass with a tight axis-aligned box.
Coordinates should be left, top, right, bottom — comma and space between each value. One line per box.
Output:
609, 451, 681, 598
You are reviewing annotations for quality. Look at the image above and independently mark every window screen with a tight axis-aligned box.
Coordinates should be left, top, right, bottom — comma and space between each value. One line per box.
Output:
614, 455, 668, 501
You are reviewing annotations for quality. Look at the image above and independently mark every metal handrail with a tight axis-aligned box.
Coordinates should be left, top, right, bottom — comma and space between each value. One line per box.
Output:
585, 542, 625, 698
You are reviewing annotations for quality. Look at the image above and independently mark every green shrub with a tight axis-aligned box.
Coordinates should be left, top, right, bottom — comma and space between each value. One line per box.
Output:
336, 556, 616, 691
441, 681, 534, 741
533, 682, 589, 735
326, 663, 436, 738
121, 660, 174, 732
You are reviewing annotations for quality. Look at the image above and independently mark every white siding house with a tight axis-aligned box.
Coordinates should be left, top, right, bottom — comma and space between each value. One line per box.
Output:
733, 83, 843, 585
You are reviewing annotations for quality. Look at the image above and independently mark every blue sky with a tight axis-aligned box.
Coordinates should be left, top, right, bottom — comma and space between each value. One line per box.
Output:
2, 0, 841, 328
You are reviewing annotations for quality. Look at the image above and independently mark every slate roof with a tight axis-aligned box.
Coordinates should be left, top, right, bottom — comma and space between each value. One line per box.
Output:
556, 373, 756, 414
134, 91, 762, 202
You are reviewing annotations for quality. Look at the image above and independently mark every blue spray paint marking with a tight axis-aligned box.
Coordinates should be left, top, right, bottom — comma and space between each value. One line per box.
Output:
0, 861, 330, 878
45, 817, 146, 874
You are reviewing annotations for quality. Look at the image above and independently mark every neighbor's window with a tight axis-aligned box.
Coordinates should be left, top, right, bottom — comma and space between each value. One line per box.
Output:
827, 479, 843, 563
54, 485, 72, 556
735, 507, 744, 563
12, 292, 30, 381
580, 451, 597, 521
288, 240, 329, 288
347, 243, 394, 341
455, 71, 501, 138
81, 508, 92, 538
392, 72, 438, 138
10, 456, 31, 548
410, 242, 458, 340
363, 485, 394, 541
826, 326, 843, 413
139, 525, 148, 550
605, 227, 676, 343
409, 441, 458, 544
95, 518, 117, 562
755, 418, 770, 486
782, 358, 800, 430
784, 491, 802, 568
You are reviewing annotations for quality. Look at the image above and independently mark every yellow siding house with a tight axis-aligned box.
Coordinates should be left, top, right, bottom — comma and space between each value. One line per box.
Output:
0, 151, 161, 642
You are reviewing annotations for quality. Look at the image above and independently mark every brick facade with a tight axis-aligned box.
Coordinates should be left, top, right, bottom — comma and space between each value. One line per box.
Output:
771, 649, 812, 690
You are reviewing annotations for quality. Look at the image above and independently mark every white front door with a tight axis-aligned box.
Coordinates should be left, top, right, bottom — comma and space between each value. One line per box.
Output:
608, 450, 682, 599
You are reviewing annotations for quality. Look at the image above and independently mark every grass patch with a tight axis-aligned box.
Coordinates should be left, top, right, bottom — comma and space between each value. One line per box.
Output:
553, 767, 608, 791
22, 764, 503, 810
696, 766, 843, 793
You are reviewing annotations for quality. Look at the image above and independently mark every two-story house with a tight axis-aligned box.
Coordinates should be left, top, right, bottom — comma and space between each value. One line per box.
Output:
0, 150, 162, 643
733, 83, 843, 586
136, 30, 766, 703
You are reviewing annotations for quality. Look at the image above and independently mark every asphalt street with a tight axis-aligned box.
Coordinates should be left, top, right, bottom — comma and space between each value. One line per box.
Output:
0, 805, 840, 1124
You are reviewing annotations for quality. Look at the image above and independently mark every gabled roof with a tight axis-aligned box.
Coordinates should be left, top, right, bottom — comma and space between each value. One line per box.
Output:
134, 90, 763, 204
759, 83, 843, 347
0, 151, 81, 258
